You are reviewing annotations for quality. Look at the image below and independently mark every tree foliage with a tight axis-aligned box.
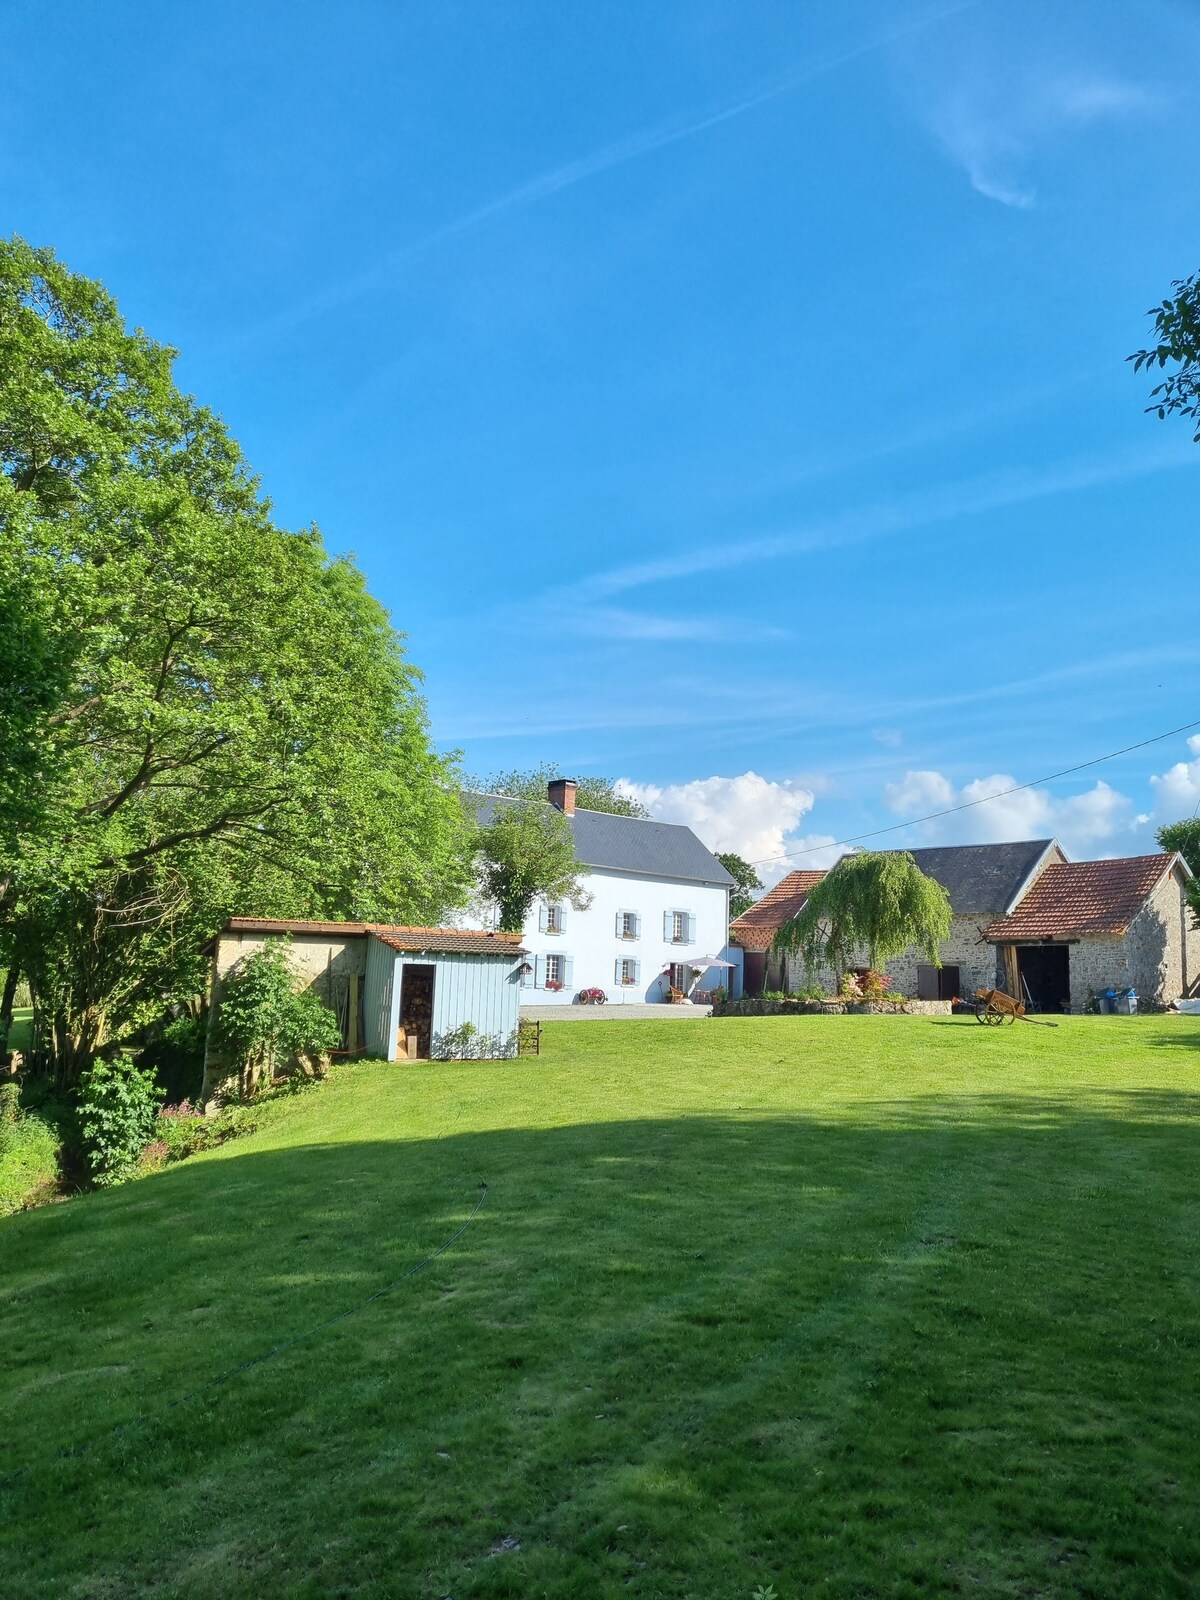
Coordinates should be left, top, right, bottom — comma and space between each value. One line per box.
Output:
477, 763, 649, 818
772, 851, 952, 975
0, 237, 472, 1084
475, 802, 590, 932
717, 852, 764, 919
1129, 271, 1200, 440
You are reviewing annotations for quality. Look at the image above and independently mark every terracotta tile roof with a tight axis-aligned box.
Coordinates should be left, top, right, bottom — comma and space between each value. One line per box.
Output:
729, 870, 827, 951
221, 918, 525, 957
370, 927, 527, 957
984, 855, 1181, 941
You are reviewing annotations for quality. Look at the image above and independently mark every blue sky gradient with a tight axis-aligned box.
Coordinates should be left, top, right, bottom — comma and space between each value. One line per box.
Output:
6, 1, 1199, 876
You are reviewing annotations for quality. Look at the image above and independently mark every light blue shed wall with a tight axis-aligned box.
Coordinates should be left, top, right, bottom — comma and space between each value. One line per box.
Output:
424, 953, 522, 1050
364, 934, 401, 1059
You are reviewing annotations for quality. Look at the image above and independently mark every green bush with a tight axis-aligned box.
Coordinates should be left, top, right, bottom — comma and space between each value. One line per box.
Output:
0, 1105, 61, 1215
77, 1057, 163, 1187
217, 940, 342, 1095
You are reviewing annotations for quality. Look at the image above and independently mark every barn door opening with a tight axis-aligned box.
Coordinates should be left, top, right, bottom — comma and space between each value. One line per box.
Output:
1016, 945, 1070, 1014
399, 964, 435, 1059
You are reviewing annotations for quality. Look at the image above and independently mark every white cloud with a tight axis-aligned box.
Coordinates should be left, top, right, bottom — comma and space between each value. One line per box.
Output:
1149, 734, 1200, 820
882, 769, 1133, 856
926, 70, 1155, 208
616, 770, 819, 885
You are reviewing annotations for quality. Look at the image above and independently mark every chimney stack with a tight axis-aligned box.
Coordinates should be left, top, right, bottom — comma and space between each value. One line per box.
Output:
547, 777, 577, 816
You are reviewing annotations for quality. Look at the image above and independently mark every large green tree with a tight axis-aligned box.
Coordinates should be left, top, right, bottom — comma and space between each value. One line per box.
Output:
475, 801, 590, 932
476, 763, 649, 818
716, 852, 763, 919
1130, 270, 1200, 440
0, 238, 472, 1083
773, 851, 951, 977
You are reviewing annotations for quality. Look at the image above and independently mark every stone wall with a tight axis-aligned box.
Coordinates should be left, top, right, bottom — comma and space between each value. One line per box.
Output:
712, 997, 952, 1018
1060, 863, 1198, 1010
781, 914, 1003, 1000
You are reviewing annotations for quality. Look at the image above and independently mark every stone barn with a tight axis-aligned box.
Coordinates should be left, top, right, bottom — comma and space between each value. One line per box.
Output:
731, 841, 1197, 1013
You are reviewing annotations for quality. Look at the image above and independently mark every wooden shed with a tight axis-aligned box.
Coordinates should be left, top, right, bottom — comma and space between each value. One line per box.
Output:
204, 919, 527, 1076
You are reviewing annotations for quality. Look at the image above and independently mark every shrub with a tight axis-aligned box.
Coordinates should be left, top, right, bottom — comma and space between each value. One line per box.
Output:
77, 1057, 163, 1187
0, 1104, 60, 1215
156, 1103, 214, 1161
217, 940, 342, 1096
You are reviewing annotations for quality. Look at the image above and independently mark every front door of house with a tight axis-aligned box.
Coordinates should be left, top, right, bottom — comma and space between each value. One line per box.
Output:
399, 964, 435, 1059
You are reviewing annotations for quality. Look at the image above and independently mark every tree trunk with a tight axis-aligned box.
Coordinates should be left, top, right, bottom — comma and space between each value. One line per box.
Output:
0, 965, 18, 1058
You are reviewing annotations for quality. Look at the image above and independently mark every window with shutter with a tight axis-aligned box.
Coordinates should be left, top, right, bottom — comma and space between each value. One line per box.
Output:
544, 954, 563, 990
545, 903, 563, 934
537, 904, 548, 934
618, 910, 639, 940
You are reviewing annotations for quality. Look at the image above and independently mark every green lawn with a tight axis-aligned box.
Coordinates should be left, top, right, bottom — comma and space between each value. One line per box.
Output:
6, 1005, 32, 1054
3, 1016, 1199, 1599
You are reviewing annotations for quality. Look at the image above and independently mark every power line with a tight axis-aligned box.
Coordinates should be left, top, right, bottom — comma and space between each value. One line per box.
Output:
750, 716, 1200, 869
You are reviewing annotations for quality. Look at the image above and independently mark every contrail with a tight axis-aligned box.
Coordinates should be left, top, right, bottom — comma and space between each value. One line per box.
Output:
244, 2, 977, 345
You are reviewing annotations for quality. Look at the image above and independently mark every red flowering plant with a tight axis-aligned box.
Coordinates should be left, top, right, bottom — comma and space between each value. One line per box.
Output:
860, 970, 894, 1003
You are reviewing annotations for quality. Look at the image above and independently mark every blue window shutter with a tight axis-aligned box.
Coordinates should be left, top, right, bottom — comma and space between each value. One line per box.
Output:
615, 911, 623, 938
633, 913, 641, 940
563, 957, 574, 993
633, 960, 641, 985
535, 955, 545, 988
614, 957, 622, 983
559, 905, 568, 933
663, 910, 672, 941
538, 904, 548, 934
687, 913, 697, 944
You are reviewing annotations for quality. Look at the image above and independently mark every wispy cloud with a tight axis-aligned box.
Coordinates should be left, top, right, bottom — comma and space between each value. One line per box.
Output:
242, 4, 974, 346
573, 607, 788, 644
928, 70, 1157, 208
554, 441, 1194, 605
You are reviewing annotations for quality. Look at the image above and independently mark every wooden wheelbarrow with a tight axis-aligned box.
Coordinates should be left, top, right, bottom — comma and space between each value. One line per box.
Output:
969, 988, 1058, 1027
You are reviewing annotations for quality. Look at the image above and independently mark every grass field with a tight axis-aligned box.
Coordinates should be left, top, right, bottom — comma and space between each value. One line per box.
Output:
3, 1015, 1200, 1599
6, 1006, 32, 1054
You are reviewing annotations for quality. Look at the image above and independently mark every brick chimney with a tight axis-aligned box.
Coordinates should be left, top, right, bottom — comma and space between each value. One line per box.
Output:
547, 777, 577, 816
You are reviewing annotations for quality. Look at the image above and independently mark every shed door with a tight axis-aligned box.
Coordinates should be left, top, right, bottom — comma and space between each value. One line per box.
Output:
399, 964, 435, 1059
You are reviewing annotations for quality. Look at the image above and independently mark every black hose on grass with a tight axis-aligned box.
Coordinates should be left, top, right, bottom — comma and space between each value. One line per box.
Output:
1, 1179, 489, 1488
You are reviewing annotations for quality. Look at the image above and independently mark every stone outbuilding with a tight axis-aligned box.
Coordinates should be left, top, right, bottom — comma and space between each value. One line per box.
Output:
732, 840, 1198, 1013
983, 853, 1195, 1013
201, 918, 527, 1095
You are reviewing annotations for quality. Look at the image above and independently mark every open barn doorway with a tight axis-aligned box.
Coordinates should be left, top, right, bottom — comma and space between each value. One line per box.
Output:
398, 964, 435, 1059
1017, 945, 1070, 1014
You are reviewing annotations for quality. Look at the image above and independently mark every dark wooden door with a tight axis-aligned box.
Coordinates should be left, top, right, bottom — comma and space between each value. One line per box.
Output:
399, 964, 436, 1059
743, 951, 766, 997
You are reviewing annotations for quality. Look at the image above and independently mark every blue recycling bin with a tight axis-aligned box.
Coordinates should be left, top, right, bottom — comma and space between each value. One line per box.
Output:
1116, 988, 1138, 1016
1099, 988, 1117, 1015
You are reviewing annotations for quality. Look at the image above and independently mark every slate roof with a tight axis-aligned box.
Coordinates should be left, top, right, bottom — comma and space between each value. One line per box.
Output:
470, 794, 735, 886
220, 918, 525, 957
902, 840, 1059, 916
730, 871, 826, 950
984, 855, 1182, 941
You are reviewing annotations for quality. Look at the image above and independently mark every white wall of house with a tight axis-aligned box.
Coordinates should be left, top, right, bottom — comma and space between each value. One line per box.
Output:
519, 866, 731, 1005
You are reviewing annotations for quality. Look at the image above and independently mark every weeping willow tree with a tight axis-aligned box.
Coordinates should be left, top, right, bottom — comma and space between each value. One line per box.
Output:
772, 851, 952, 977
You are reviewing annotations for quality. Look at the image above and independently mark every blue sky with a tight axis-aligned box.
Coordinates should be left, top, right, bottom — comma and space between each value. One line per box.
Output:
6, 1, 1200, 879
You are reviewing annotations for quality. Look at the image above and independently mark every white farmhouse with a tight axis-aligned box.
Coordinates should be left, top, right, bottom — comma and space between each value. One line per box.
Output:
472, 779, 736, 1006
